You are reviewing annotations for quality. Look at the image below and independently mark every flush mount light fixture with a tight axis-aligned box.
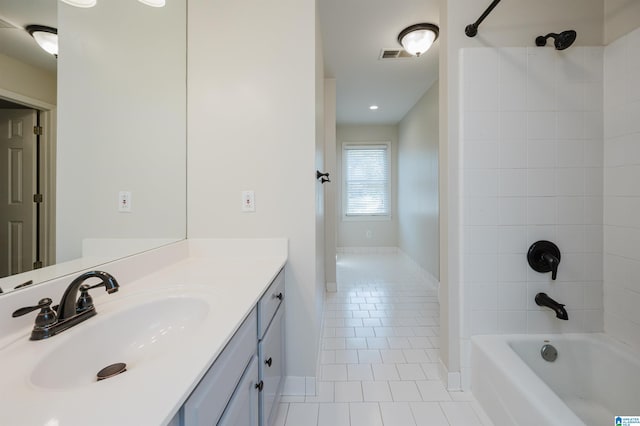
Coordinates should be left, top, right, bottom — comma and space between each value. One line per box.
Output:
369, 105, 379, 110
26, 25, 58, 57
397, 23, 439, 57
138, 0, 166, 6
60, 0, 97, 7
60, 0, 165, 7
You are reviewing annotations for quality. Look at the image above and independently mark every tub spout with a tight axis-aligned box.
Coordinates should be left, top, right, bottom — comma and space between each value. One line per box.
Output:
535, 292, 568, 320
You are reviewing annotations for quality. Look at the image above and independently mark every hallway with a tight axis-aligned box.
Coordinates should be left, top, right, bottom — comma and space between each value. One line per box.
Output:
274, 252, 492, 426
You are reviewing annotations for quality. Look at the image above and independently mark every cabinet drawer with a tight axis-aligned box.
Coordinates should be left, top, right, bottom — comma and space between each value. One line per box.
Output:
182, 309, 257, 426
258, 269, 284, 338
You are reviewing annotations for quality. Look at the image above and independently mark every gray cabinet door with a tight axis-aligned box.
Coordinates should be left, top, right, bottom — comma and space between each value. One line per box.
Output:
182, 310, 257, 426
259, 306, 285, 426
218, 356, 259, 426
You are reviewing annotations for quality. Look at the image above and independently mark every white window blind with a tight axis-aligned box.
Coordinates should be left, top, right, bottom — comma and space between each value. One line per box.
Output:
343, 144, 390, 216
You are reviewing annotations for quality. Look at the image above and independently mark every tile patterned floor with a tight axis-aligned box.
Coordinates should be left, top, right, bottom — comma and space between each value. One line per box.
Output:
274, 253, 494, 426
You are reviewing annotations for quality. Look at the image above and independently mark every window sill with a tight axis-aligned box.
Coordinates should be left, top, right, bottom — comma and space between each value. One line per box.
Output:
342, 215, 392, 222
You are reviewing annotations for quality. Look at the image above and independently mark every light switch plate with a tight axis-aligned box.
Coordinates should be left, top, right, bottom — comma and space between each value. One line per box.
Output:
118, 191, 132, 212
242, 190, 255, 212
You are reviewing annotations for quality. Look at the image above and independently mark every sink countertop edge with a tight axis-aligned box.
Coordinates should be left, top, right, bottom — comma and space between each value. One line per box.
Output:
0, 250, 287, 426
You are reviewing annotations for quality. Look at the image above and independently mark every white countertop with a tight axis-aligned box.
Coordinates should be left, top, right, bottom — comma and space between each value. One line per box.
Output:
0, 239, 287, 426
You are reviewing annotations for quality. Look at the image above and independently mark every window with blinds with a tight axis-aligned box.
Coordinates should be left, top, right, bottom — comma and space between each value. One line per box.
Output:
343, 143, 390, 217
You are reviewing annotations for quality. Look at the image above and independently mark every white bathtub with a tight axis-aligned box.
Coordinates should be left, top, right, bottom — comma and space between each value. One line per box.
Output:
471, 333, 640, 426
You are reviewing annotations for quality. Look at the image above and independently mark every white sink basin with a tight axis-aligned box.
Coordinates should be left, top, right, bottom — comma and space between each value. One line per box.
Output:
30, 294, 209, 390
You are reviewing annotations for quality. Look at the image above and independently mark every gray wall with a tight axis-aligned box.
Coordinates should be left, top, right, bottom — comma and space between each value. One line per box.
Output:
398, 83, 439, 280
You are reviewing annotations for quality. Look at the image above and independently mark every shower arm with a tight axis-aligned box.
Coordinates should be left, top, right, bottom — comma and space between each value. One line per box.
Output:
465, 0, 502, 38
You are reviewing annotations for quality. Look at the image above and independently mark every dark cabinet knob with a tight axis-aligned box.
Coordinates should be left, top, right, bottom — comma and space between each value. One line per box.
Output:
255, 380, 264, 392
274, 293, 283, 301
265, 357, 273, 367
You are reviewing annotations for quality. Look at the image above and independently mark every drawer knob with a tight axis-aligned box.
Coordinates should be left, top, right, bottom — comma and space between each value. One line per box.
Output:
265, 357, 273, 367
274, 292, 283, 301
255, 380, 264, 392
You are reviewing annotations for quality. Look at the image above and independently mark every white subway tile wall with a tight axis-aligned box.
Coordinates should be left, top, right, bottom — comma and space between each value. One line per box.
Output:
460, 46, 605, 375
604, 26, 640, 353
274, 253, 493, 426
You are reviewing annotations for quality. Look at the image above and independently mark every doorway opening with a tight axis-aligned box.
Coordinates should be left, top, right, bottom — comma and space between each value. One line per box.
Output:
0, 94, 55, 281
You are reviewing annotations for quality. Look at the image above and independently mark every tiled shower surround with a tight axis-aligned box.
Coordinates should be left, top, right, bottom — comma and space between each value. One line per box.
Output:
460, 45, 605, 387
603, 27, 640, 352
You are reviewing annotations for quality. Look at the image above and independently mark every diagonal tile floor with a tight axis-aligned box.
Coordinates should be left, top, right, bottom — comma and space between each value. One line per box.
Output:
274, 252, 494, 426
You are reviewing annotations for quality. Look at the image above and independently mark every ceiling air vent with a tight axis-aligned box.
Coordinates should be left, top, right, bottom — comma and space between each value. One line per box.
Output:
379, 48, 414, 60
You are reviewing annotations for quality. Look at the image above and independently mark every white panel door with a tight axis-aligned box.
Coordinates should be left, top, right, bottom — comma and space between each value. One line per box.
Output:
0, 109, 37, 277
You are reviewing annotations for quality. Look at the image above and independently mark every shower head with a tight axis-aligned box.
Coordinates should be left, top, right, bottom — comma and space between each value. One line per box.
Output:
535, 30, 577, 50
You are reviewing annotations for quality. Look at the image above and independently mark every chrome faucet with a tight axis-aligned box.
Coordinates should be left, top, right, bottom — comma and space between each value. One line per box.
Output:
12, 271, 120, 340
535, 292, 568, 320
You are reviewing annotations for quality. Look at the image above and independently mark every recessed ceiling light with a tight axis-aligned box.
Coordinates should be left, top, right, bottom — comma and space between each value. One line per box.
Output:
369, 105, 379, 110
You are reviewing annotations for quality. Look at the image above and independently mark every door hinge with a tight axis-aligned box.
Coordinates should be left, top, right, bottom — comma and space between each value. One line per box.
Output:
33, 126, 43, 136
33, 261, 43, 269
33, 194, 43, 203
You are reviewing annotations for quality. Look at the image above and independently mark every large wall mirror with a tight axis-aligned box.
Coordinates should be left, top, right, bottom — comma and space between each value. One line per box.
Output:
0, 0, 186, 293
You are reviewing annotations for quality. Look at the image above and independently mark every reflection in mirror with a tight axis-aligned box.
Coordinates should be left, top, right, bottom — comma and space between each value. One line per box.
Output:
0, 0, 186, 294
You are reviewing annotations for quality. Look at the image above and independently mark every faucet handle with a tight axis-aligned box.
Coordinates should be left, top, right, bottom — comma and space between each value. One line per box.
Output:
76, 281, 119, 313
12, 298, 53, 317
527, 240, 561, 280
12, 298, 58, 328
76, 285, 95, 313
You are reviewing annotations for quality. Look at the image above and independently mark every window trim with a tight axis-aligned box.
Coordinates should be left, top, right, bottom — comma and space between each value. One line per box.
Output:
341, 142, 392, 221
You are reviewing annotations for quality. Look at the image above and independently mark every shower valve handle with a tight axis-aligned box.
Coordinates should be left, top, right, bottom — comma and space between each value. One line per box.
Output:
527, 241, 561, 280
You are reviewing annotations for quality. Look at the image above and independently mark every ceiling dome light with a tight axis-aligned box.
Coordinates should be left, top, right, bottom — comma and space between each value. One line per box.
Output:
369, 105, 379, 110
138, 0, 166, 6
60, 0, 97, 7
397, 23, 439, 57
26, 25, 58, 57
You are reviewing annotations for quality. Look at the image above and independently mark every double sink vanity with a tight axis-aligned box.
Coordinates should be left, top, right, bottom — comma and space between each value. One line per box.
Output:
0, 239, 288, 426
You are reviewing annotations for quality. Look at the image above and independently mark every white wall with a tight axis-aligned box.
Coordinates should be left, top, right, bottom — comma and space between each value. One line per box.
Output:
187, 0, 321, 379
324, 79, 337, 289
605, 0, 640, 44
336, 125, 398, 248
57, 0, 186, 262
440, 0, 605, 386
315, 12, 327, 359
0, 53, 56, 106
603, 25, 640, 354
398, 83, 439, 280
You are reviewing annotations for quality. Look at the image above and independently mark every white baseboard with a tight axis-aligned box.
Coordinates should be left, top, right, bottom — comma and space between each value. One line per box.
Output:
282, 376, 317, 396
337, 246, 399, 254
439, 358, 462, 391
396, 249, 440, 288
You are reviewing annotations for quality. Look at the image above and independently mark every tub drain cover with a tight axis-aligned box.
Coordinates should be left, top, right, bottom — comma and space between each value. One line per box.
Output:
541, 344, 558, 362
97, 362, 127, 381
